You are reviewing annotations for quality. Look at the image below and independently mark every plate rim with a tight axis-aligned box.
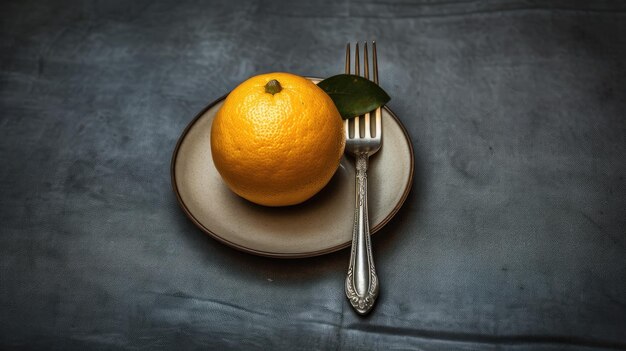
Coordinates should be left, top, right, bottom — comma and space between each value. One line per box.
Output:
171, 79, 414, 258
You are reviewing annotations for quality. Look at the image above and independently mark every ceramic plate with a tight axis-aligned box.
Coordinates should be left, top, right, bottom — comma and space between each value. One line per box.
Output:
171, 79, 414, 258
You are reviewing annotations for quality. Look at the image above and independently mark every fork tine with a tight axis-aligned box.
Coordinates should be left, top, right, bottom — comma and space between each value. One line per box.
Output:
362, 42, 372, 137
354, 42, 359, 75
364, 112, 371, 138
372, 41, 381, 138
375, 105, 382, 139
363, 42, 369, 79
354, 42, 364, 137
345, 43, 350, 75
372, 41, 378, 85
345, 44, 353, 139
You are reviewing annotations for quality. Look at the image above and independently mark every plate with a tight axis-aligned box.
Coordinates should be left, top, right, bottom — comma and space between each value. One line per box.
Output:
171, 78, 414, 258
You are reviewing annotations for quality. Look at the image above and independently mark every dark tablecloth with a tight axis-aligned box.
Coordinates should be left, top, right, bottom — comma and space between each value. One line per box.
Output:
2, 1, 625, 350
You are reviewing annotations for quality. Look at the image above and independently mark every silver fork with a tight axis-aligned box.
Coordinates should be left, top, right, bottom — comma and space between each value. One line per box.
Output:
344, 41, 382, 315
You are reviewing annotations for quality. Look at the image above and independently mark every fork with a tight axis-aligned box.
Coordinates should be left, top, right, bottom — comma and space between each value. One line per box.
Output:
344, 41, 382, 315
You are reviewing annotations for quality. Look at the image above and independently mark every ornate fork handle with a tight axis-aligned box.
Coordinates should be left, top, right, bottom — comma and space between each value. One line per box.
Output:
345, 153, 379, 315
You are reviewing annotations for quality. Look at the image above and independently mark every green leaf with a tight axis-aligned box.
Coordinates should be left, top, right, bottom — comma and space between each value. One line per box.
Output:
318, 74, 391, 119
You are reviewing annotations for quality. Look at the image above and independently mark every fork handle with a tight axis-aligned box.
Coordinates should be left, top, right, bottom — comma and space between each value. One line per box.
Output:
345, 153, 379, 315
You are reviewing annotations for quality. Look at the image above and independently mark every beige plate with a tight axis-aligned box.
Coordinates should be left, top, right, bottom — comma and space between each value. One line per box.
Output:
171, 79, 414, 258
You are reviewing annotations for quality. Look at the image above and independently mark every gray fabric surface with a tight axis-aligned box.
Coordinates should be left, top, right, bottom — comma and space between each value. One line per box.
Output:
1, 0, 625, 350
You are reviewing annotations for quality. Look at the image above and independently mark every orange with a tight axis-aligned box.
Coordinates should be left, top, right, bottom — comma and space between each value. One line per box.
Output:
211, 72, 345, 206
